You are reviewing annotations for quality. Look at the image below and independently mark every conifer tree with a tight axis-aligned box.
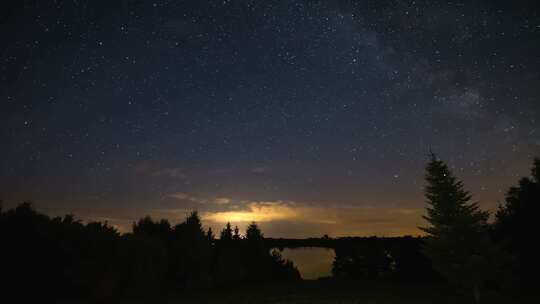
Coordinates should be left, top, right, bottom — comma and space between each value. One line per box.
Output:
206, 227, 214, 244
183, 211, 205, 237
246, 221, 263, 241
233, 225, 241, 240
495, 157, 540, 289
220, 222, 233, 241
421, 153, 496, 303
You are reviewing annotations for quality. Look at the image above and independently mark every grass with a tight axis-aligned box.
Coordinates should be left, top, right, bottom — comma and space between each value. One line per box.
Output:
111, 279, 536, 304
178, 280, 479, 304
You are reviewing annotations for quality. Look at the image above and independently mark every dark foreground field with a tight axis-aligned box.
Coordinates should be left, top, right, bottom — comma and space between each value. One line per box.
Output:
110, 280, 533, 304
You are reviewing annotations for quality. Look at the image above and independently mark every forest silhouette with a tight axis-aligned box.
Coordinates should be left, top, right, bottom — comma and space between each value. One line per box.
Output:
1, 155, 538, 303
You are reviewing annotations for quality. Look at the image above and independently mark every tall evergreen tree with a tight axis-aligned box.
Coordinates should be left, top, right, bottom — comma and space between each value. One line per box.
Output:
215, 222, 243, 282
132, 216, 171, 240
171, 211, 211, 288
233, 225, 241, 240
181, 211, 205, 237
206, 227, 214, 243
220, 222, 233, 241
494, 157, 540, 289
421, 153, 498, 302
245, 221, 263, 241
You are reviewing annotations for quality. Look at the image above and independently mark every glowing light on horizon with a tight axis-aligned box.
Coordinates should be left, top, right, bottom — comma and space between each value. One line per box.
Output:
202, 202, 298, 223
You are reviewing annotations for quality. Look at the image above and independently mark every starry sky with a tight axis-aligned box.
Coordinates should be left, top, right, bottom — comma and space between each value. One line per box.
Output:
2, 0, 539, 237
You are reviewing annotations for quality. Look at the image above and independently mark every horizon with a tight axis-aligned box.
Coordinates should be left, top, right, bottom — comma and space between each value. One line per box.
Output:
0, 162, 524, 237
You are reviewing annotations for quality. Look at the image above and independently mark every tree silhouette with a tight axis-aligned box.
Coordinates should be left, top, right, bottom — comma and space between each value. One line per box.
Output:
133, 216, 171, 240
246, 221, 263, 241
171, 211, 212, 288
332, 237, 392, 279
1, 202, 302, 301
233, 225, 241, 240
214, 222, 245, 283
494, 157, 540, 290
421, 153, 504, 302
207, 227, 215, 244
220, 222, 233, 241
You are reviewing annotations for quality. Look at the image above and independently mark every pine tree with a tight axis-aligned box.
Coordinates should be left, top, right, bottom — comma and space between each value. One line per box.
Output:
421, 153, 496, 303
246, 221, 263, 241
183, 211, 205, 236
220, 222, 233, 241
494, 157, 540, 289
171, 210, 211, 288
206, 227, 214, 244
233, 225, 241, 240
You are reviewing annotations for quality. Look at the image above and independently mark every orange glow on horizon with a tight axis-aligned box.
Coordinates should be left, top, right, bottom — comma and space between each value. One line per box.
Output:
203, 201, 298, 223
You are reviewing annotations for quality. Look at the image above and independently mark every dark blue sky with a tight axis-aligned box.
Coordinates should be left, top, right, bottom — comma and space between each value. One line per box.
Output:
1, 0, 539, 236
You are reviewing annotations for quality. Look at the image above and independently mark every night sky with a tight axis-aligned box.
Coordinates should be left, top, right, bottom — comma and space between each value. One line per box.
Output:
2, 0, 539, 237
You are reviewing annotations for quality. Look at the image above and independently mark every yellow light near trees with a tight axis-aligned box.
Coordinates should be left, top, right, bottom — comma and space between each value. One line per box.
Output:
203, 202, 298, 223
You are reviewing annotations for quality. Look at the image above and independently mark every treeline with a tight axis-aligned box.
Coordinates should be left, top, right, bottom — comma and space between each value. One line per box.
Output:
0, 205, 299, 302
419, 154, 538, 301
327, 156, 539, 302
266, 236, 436, 281
332, 236, 436, 281
0, 155, 538, 302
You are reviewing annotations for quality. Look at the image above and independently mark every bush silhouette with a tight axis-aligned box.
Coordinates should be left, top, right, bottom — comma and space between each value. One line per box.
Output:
0, 204, 300, 301
494, 157, 540, 291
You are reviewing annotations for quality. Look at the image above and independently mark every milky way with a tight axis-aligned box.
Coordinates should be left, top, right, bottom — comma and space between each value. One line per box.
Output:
2, 1, 539, 236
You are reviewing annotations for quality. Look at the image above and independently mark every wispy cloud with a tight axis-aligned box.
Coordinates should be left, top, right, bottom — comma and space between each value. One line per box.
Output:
151, 167, 186, 179
251, 166, 267, 174
84, 196, 425, 237
161, 190, 426, 237
168, 192, 232, 205
132, 161, 187, 179
196, 200, 424, 237
168, 192, 198, 201
213, 197, 231, 205
202, 201, 297, 223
